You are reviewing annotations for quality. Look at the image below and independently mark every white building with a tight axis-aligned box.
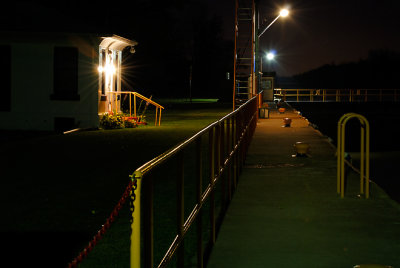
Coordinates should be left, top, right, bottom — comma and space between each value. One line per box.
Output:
0, 32, 137, 131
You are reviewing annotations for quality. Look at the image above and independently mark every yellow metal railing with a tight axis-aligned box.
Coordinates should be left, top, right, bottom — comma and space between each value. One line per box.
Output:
129, 95, 259, 268
108, 91, 164, 126
337, 113, 370, 198
275, 88, 399, 102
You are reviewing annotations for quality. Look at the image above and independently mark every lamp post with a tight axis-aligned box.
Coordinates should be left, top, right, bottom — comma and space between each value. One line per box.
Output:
255, 8, 288, 100
232, 2, 289, 110
258, 9, 289, 39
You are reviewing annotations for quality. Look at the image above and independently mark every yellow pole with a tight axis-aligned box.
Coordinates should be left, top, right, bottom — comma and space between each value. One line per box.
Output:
365, 119, 370, 198
159, 109, 162, 126
340, 120, 346, 198
337, 113, 370, 198
134, 95, 137, 118
129, 93, 132, 117
337, 117, 343, 194
155, 107, 158, 126
360, 123, 365, 194
114, 93, 117, 114
338, 113, 355, 197
130, 172, 142, 268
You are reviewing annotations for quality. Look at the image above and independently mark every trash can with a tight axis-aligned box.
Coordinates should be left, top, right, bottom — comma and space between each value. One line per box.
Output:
259, 108, 269, 118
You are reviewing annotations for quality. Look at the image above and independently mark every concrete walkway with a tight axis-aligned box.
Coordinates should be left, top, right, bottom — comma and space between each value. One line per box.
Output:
207, 103, 400, 268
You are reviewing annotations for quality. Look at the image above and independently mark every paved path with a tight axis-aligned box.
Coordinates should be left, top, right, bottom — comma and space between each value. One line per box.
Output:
207, 104, 400, 268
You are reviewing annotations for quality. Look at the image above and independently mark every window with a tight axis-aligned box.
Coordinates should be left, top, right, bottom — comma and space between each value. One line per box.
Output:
0, 45, 11, 111
51, 46, 79, 100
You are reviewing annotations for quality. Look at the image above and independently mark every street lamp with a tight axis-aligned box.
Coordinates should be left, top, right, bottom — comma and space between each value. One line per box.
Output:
266, 52, 275, 60
232, 3, 289, 110
255, 8, 289, 102
280, 9, 289, 17
260, 51, 276, 73
258, 8, 289, 38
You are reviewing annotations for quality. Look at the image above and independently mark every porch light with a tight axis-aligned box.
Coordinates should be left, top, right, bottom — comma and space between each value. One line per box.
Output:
98, 63, 116, 75
105, 64, 116, 75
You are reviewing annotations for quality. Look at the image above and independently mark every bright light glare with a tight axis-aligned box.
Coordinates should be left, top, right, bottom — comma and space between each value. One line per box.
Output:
266, 52, 275, 60
105, 64, 116, 74
280, 9, 289, 17
98, 64, 116, 75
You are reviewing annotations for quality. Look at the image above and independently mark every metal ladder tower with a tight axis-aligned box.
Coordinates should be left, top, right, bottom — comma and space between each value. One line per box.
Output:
233, 0, 255, 110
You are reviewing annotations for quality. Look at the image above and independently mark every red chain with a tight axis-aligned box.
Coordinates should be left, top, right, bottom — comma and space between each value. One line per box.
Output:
67, 179, 135, 268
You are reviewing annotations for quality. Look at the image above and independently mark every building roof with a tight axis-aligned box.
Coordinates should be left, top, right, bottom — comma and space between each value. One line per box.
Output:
99, 34, 138, 51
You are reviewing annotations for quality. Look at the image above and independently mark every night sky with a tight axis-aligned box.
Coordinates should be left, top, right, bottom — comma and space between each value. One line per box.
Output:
2, 0, 400, 79
211, 0, 400, 77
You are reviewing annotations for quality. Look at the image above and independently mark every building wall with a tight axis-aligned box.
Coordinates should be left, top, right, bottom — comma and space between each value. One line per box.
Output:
0, 32, 99, 131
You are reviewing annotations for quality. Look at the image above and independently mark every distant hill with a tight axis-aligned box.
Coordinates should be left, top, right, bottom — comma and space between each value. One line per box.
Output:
276, 50, 400, 89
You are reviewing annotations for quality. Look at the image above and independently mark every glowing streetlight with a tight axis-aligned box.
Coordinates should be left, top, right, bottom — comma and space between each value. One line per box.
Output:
254, 7, 289, 102
258, 8, 289, 38
280, 9, 289, 17
260, 51, 276, 72
266, 52, 275, 60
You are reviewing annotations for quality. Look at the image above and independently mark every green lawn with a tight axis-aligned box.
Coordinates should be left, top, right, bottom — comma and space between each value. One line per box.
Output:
0, 100, 231, 267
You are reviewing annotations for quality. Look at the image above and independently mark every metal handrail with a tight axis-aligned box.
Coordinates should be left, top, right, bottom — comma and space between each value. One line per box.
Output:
107, 91, 164, 125
275, 88, 399, 102
130, 94, 260, 268
337, 113, 370, 198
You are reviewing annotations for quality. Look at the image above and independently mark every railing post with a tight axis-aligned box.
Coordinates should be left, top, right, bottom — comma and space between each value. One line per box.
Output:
337, 113, 370, 199
143, 174, 154, 268
366, 123, 370, 199
227, 117, 232, 201
360, 122, 365, 194
208, 128, 216, 245
130, 172, 142, 268
337, 119, 342, 194
233, 114, 238, 189
239, 110, 245, 171
340, 116, 346, 197
177, 151, 185, 268
129, 93, 132, 117
196, 138, 203, 268
134, 95, 137, 118
215, 123, 221, 183
220, 121, 226, 211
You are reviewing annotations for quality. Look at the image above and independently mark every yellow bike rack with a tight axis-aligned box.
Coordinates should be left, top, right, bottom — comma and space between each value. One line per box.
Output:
337, 113, 370, 198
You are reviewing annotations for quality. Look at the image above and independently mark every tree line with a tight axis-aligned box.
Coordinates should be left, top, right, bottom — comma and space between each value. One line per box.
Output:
288, 50, 400, 89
